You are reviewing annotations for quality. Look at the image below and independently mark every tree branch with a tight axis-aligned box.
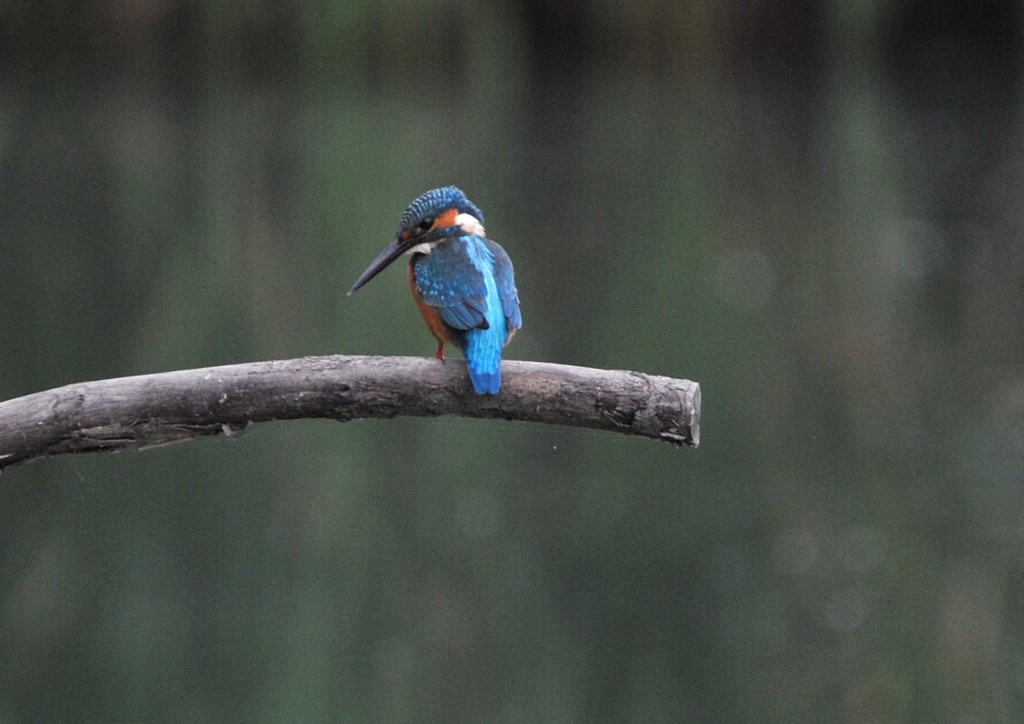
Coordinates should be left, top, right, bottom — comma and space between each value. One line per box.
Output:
0, 356, 700, 470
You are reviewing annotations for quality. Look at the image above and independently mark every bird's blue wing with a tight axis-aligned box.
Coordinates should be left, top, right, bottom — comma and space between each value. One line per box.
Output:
485, 239, 522, 331
413, 241, 490, 330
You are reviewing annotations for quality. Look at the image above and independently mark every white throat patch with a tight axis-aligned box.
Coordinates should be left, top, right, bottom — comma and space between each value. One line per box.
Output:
455, 213, 486, 237
406, 241, 434, 255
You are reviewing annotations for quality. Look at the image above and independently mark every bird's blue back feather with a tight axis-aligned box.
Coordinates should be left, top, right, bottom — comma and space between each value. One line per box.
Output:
413, 235, 518, 394
459, 237, 506, 394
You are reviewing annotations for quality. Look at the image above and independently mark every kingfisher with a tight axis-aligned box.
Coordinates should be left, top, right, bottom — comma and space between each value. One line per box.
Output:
349, 186, 522, 395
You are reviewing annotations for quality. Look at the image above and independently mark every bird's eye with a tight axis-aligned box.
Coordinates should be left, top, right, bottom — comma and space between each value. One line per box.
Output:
417, 217, 435, 232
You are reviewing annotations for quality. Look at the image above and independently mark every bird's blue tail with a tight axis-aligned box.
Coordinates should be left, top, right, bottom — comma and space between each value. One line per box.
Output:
453, 234, 517, 395
464, 271, 508, 394
465, 321, 505, 394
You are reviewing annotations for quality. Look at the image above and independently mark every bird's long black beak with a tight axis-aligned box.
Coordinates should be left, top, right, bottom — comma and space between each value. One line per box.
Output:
348, 236, 412, 295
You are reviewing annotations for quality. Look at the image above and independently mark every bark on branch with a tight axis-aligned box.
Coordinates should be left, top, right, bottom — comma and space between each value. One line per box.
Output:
0, 355, 701, 470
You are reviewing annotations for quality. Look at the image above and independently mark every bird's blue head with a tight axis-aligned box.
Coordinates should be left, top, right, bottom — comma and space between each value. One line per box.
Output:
349, 186, 486, 294
396, 186, 484, 238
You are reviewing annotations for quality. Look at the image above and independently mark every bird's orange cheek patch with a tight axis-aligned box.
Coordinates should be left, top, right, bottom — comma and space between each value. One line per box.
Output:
434, 208, 458, 230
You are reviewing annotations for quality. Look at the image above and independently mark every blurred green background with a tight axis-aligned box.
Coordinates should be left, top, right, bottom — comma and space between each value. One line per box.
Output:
2, 1, 1024, 721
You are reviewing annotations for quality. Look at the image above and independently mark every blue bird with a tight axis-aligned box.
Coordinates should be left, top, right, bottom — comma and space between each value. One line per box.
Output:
349, 186, 522, 394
